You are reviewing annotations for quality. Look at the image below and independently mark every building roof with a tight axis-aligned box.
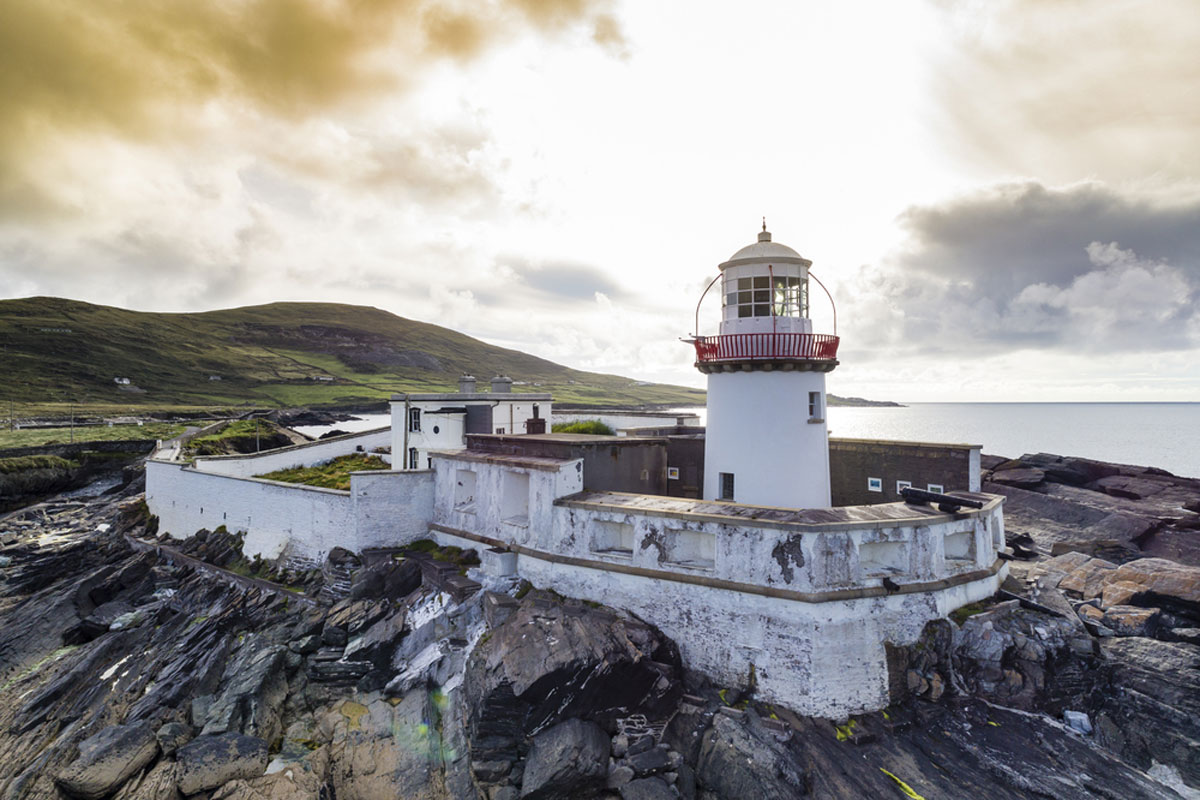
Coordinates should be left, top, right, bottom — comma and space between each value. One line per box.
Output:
719, 229, 813, 270
391, 392, 553, 402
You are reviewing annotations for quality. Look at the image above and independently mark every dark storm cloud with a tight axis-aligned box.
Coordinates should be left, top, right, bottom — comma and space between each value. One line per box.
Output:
841, 182, 1200, 360
0, 0, 624, 217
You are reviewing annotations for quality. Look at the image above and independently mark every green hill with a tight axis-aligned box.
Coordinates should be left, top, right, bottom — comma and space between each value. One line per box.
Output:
0, 297, 707, 414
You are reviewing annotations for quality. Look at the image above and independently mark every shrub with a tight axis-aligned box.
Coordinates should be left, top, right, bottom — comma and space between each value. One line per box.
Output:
551, 420, 615, 436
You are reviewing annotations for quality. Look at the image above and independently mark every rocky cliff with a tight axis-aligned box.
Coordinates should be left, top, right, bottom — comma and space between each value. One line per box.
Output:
0, 453, 1196, 798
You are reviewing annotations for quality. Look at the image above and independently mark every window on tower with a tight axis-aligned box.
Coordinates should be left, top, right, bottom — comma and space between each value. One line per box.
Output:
718, 472, 735, 501
724, 272, 808, 318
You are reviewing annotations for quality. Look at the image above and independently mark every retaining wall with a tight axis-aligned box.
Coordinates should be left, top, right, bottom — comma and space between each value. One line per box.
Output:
191, 428, 391, 478
146, 460, 434, 560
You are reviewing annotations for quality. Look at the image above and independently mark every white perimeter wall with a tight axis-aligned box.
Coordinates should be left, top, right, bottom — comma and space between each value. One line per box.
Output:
552, 412, 702, 435
192, 428, 391, 478
705, 370, 831, 507
146, 460, 434, 560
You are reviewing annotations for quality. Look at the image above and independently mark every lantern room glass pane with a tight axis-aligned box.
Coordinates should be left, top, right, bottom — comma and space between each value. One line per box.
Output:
753, 276, 769, 289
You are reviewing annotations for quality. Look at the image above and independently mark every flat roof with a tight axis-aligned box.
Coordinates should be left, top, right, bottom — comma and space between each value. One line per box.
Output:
392, 392, 553, 402
829, 437, 982, 450
429, 448, 577, 472
468, 433, 667, 445
558, 490, 1002, 531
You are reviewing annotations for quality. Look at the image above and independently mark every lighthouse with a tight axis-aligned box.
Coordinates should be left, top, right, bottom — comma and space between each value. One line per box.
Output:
690, 224, 840, 508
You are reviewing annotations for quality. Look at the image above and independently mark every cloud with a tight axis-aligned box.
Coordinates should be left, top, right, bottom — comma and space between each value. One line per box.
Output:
503, 258, 628, 302
0, 0, 623, 216
839, 181, 1200, 359
926, 0, 1200, 182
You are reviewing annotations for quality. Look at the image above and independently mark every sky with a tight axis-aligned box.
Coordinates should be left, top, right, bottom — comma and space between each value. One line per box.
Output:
1, 0, 1198, 402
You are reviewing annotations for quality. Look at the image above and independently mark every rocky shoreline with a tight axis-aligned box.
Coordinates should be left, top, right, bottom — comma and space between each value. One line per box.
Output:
0, 452, 1196, 798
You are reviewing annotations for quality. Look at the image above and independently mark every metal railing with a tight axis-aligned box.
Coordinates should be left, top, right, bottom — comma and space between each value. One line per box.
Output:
692, 333, 840, 363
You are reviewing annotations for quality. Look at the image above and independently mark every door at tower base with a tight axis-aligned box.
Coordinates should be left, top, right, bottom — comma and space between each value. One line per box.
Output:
703, 370, 831, 508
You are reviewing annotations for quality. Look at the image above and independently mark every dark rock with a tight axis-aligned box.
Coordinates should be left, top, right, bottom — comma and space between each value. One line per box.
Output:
349, 558, 421, 601
606, 764, 635, 789
1018, 453, 1121, 486
55, 722, 159, 800
695, 712, 805, 799
1094, 638, 1200, 786
991, 467, 1045, 489
520, 718, 610, 799
326, 597, 388, 636
322, 624, 348, 648
464, 602, 680, 765
626, 733, 656, 756
619, 776, 676, 800
343, 607, 407, 669
176, 732, 269, 794
198, 642, 289, 744
1091, 475, 1168, 500
156, 721, 192, 758
626, 746, 671, 777
289, 634, 321, 654
1101, 605, 1160, 637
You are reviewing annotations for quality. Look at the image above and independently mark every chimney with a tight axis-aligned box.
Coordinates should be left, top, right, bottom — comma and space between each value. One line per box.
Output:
490, 375, 512, 393
459, 374, 477, 394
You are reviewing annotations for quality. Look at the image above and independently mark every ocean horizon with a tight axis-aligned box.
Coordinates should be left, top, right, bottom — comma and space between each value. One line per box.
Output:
303, 402, 1200, 480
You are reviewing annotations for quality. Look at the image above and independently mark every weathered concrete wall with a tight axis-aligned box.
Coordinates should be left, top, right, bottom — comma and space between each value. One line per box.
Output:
512, 554, 1002, 718
465, 435, 668, 495
191, 428, 390, 478
146, 459, 435, 559
830, 438, 981, 506
428, 449, 1006, 716
146, 460, 355, 559
431, 451, 583, 548
353, 470, 435, 550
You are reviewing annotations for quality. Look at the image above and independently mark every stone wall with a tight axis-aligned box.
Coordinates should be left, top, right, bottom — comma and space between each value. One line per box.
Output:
829, 438, 982, 506
146, 459, 435, 560
191, 428, 391, 478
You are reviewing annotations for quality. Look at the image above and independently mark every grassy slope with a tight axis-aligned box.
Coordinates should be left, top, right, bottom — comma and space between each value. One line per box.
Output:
0, 297, 706, 414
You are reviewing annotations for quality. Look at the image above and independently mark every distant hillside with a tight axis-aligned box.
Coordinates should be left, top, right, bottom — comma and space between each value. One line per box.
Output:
0, 297, 706, 411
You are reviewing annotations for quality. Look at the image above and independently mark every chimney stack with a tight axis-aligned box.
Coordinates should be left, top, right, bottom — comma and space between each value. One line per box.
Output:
459, 374, 477, 394
490, 375, 512, 393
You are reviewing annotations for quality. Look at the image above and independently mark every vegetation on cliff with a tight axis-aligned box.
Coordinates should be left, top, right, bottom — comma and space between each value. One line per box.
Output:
0, 296, 706, 414
255, 453, 391, 490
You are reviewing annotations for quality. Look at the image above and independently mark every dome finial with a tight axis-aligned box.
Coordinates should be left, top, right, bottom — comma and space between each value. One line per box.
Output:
758, 217, 771, 243
762, 216, 767, 232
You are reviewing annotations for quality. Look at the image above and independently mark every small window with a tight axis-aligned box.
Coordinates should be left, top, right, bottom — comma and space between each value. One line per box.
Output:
496, 427, 505, 435
409, 408, 421, 432
532, 404, 540, 419
808, 391, 824, 421
408, 448, 418, 469
432, 425, 440, 434
719, 472, 735, 501
667, 467, 680, 480
896, 480, 912, 493
928, 484, 944, 494
867, 477, 883, 492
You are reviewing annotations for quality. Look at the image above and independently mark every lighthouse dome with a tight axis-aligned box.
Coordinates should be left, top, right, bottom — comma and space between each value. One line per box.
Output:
719, 228, 811, 270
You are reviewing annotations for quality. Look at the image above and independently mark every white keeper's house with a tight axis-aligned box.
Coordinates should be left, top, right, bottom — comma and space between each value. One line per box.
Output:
146, 225, 1007, 717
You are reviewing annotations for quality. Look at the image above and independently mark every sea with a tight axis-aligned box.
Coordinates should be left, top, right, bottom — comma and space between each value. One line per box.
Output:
296, 403, 1200, 480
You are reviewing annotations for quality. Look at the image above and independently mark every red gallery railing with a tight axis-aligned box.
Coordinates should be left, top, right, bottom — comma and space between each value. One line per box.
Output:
692, 332, 840, 363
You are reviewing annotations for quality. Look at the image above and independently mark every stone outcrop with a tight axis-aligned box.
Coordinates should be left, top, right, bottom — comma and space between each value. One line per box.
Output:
1, 460, 1198, 798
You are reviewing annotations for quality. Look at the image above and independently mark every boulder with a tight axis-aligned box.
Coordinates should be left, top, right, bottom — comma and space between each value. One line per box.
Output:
1057, 557, 1118, 599
349, 558, 421, 601
619, 776, 676, 800
1101, 558, 1200, 622
1091, 475, 1168, 500
695, 712, 805, 799
177, 733, 269, 795
520, 718, 610, 799
990, 467, 1045, 489
55, 722, 159, 800
156, 722, 192, 758
1101, 605, 1160, 637
464, 602, 679, 765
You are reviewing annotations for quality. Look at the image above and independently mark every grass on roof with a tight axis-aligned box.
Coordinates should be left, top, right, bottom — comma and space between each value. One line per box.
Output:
254, 453, 390, 491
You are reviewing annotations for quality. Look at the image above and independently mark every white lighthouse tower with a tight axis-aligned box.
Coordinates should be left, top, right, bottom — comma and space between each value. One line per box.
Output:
690, 224, 840, 508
